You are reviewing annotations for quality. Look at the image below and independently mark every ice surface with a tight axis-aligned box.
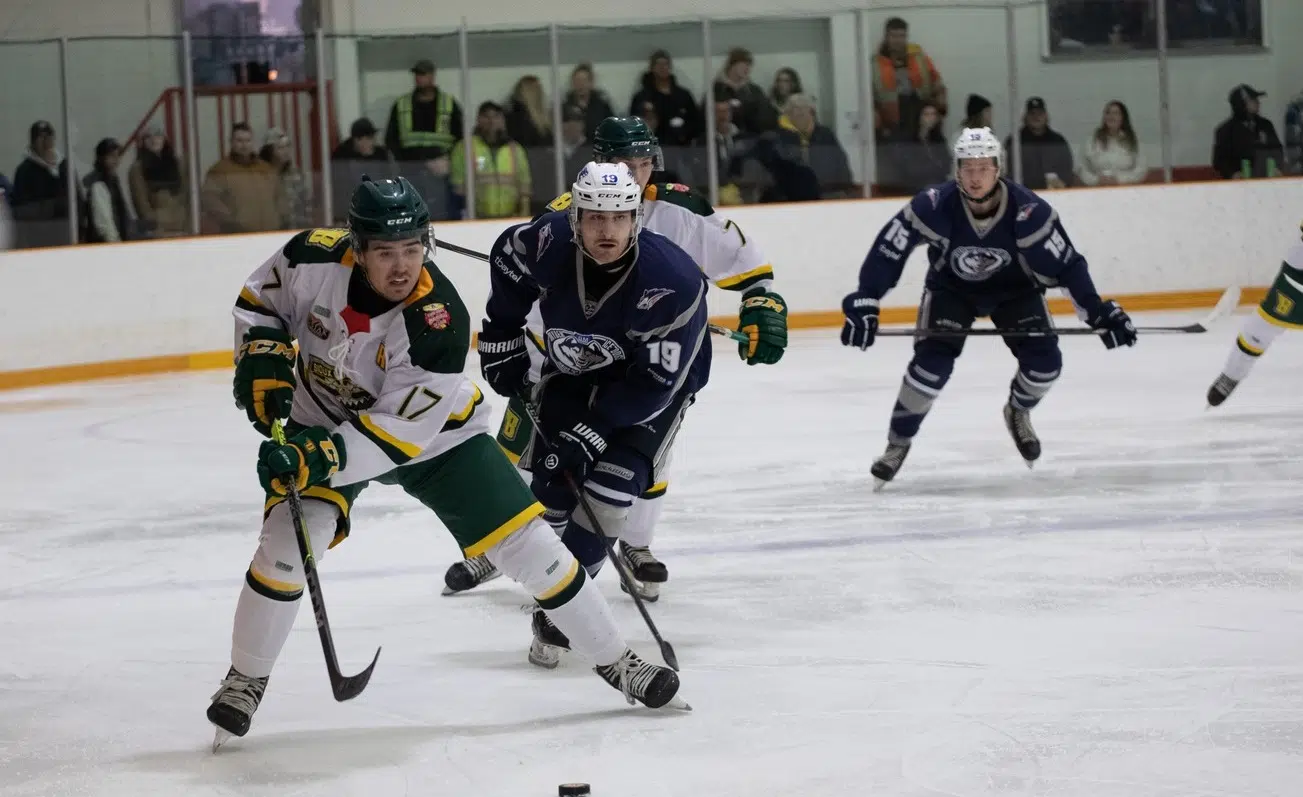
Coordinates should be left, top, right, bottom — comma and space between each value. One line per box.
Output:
3, 310, 1303, 797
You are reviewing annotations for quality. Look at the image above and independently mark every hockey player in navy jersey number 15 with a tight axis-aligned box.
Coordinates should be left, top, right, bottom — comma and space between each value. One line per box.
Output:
476, 161, 712, 667
841, 127, 1138, 487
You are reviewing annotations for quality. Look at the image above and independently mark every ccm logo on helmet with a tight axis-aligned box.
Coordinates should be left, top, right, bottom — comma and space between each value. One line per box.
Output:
387, 216, 414, 225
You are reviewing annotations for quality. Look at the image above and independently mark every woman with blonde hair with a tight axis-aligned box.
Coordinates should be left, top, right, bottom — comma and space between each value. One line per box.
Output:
506, 74, 553, 149
1077, 100, 1147, 185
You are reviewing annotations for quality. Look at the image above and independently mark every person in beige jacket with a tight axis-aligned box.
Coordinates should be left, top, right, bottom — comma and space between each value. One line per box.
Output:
128, 126, 189, 237
1077, 100, 1148, 186
201, 122, 282, 234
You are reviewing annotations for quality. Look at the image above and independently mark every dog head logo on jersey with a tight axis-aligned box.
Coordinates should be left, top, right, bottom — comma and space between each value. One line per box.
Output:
950, 246, 1013, 282
544, 328, 625, 375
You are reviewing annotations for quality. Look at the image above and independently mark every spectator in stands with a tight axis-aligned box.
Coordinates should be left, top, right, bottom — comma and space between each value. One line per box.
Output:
630, 49, 703, 151
564, 63, 616, 142
331, 117, 394, 222
872, 17, 947, 141
702, 86, 757, 205
560, 104, 591, 186
712, 47, 777, 135
506, 75, 556, 215
200, 122, 282, 234
769, 68, 803, 123
881, 101, 951, 196
1214, 84, 1285, 179
261, 127, 310, 229
450, 101, 531, 219
633, 101, 689, 186
11, 120, 77, 248
962, 94, 994, 134
1077, 100, 1148, 186
83, 138, 133, 244
1004, 97, 1076, 190
771, 93, 854, 200
129, 126, 188, 238
384, 58, 464, 219
1285, 87, 1303, 174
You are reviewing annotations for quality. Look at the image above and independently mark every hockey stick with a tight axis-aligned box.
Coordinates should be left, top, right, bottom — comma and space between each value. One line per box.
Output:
270, 419, 381, 701
871, 285, 1242, 338
516, 402, 681, 672
436, 238, 751, 344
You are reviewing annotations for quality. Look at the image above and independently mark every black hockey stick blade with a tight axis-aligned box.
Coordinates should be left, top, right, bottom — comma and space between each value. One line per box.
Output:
329, 646, 381, 701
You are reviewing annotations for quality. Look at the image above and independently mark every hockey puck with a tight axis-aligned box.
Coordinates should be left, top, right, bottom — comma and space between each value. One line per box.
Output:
558, 784, 590, 796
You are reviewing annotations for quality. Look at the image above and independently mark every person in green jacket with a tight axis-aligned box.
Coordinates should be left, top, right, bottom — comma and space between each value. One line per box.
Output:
451, 101, 532, 219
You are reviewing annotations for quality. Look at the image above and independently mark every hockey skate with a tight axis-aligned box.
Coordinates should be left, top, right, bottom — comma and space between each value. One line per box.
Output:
1003, 402, 1041, 467
595, 648, 690, 710
207, 666, 268, 752
618, 541, 668, 602
528, 607, 572, 669
870, 438, 912, 491
1206, 373, 1239, 408
441, 554, 501, 595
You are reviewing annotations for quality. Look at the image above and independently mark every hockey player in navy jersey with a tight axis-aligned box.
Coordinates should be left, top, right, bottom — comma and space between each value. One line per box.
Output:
477, 161, 711, 666
841, 127, 1137, 486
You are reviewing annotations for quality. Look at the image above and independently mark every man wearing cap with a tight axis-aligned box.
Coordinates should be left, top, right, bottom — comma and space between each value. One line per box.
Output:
84, 138, 133, 243
331, 117, 394, 223
11, 120, 77, 247
385, 58, 464, 217
1004, 97, 1076, 190
450, 101, 531, 219
1214, 84, 1284, 179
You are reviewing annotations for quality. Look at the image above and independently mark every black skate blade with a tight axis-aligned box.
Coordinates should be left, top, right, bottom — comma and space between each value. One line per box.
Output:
331, 647, 381, 702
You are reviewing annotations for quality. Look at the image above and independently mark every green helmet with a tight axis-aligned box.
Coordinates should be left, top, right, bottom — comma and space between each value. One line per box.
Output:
592, 116, 664, 170
348, 175, 431, 249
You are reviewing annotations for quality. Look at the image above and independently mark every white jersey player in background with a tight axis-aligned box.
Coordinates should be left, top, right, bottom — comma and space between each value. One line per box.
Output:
442, 115, 789, 603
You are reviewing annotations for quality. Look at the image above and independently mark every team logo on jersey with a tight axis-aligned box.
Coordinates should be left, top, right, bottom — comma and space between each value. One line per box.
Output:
636, 287, 675, 310
926, 187, 940, 208
544, 328, 625, 375
375, 343, 387, 370
307, 355, 377, 411
1016, 202, 1038, 222
666, 183, 690, 193
423, 303, 451, 329
306, 314, 330, 340
950, 246, 1013, 282
537, 223, 554, 258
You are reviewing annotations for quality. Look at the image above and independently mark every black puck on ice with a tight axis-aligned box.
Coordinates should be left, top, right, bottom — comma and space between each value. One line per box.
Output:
558, 784, 590, 797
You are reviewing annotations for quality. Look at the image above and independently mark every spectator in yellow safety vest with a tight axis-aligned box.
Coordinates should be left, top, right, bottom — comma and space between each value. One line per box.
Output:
450, 101, 532, 220
384, 58, 465, 218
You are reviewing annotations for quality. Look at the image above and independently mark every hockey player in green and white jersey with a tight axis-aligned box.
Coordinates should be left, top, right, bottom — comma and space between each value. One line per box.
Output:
1207, 223, 1303, 406
208, 176, 686, 749
440, 116, 788, 605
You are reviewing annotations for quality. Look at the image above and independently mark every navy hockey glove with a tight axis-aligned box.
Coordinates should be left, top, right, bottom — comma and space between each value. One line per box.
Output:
1088, 300, 1137, 349
538, 419, 609, 485
840, 292, 881, 349
477, 325, 531, 398
233, 326, 296, 436
737, 288, 788, 365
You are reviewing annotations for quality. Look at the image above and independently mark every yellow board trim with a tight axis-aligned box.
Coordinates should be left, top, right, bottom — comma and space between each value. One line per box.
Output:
0, 287, 1268, 392
464, 500, 545, 557
714, 264, 774, 289
534, 557, 580, 601
358, 414, 423, 459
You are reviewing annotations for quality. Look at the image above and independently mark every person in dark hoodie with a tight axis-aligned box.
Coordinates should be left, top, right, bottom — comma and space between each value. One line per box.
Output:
1213, 84, 1284, 179
629, 49, 703, 151
962, 94, 994, 133
1004, 97, 1076, 189
11, 120, 77, 247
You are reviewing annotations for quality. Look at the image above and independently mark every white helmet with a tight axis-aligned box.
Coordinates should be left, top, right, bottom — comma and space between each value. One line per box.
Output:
569, 161, 644, 258
953, 127, 1003, 201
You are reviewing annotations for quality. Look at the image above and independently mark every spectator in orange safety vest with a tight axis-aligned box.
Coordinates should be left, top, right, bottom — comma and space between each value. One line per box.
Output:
871, 17, 948, 141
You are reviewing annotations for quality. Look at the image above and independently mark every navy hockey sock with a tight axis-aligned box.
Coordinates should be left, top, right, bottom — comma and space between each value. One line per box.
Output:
888, 349, 955, 440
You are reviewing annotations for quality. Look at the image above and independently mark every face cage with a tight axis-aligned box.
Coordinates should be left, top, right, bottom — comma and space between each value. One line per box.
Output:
568, 202, 645, 261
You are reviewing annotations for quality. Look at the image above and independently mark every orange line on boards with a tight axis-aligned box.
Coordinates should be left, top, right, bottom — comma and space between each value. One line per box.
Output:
0, 287, 1268, 392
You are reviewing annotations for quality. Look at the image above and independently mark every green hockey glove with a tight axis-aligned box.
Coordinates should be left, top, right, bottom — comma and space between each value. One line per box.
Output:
258, 426, 346, 496
234, 326, 296, 436
737, 288, 788, 365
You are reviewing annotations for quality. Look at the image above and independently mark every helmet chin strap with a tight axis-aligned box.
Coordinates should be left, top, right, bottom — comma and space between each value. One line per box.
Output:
961, 178, 1003, 205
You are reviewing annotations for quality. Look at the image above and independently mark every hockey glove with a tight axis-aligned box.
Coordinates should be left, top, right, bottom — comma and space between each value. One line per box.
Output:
1087, 300, 1137, 349
737, 288, 788, 365
538, 419, 609, 485
258, 426, 346, 497
233, 326, 296, 436
478, 325, 532, 399
840, 292, 881, 349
